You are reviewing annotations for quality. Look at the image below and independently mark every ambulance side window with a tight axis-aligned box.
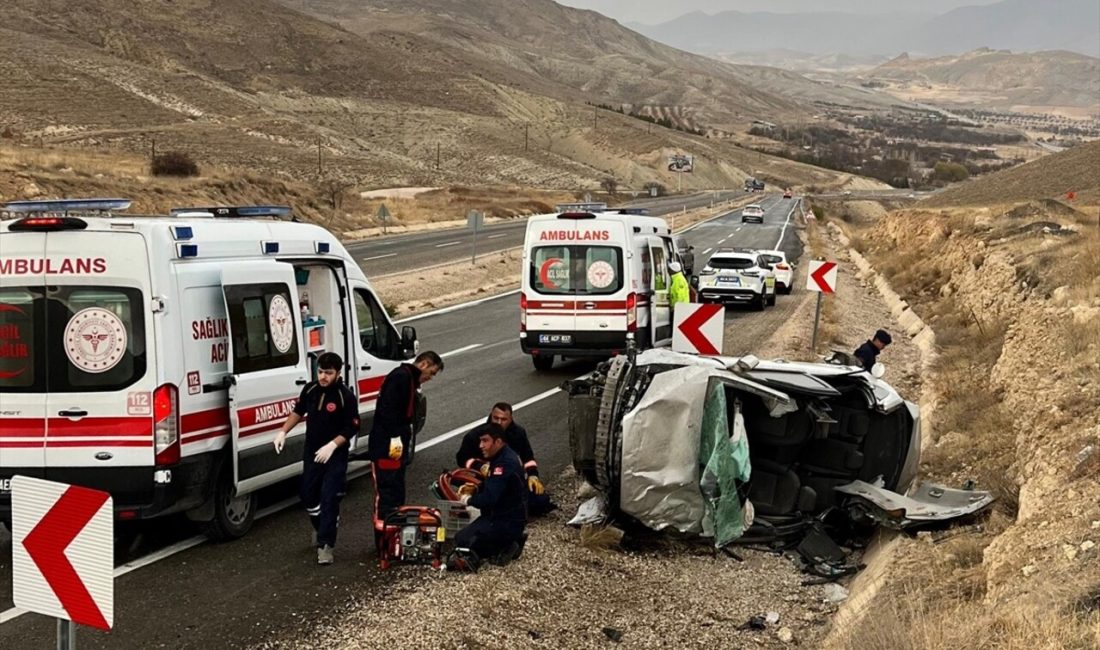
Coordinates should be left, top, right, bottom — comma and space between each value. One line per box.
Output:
0, 287, 44, 392
651, 246, 668, 291
354, 288, 399, 360
225, 284, 299, 373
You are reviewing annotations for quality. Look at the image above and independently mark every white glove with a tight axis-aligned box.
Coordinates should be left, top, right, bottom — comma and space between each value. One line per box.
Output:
314, 440, 338, 464
388, 437, 403, 460
273, 430, 287, 454
460, 493, 472, 505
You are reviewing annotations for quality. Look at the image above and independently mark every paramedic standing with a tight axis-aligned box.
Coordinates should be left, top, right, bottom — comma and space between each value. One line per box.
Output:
455, 402, 556, 516
274, 352, 358, 566
854, 329, 892, 370
668, 261, 690, 312
454, 423, 528, 569
367, 350, 444, 550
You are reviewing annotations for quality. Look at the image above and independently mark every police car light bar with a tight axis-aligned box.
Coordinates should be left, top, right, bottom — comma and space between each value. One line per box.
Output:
2, 198, 132, 214
170, 205, 293, 219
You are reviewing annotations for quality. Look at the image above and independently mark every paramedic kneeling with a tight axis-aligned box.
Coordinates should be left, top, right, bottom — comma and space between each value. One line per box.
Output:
454, 423, 528, 568
274, 352, 358, 566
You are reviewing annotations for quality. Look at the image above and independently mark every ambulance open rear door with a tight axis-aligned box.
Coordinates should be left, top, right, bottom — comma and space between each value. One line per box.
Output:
220, 262, 310, 495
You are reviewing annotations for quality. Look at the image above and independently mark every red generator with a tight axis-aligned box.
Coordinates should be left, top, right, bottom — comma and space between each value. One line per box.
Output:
378, 506, 445, 570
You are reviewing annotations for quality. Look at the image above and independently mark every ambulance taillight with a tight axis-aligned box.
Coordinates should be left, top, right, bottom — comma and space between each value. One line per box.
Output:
519, 294, 527, 331
626, 292, 637, 332
153, 384, 180, 466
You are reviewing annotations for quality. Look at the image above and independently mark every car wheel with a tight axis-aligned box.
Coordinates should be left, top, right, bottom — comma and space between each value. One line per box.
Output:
532, 354, 554, 371
755, 293, 766, 311
767, 292, 776, 306
783, 284, 793, 295
202, 461, 256, 542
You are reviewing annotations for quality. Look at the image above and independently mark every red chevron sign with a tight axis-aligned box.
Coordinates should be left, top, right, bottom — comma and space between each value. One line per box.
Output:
672, 303, 724, 355
12, 476, 114, 630
807, 260, 838, 294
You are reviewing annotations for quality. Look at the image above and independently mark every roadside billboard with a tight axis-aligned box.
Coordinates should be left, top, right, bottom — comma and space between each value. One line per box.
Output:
667, 154, 693, 173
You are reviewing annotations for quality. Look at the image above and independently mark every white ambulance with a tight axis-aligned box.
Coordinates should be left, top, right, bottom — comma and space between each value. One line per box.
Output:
0, 199, 419, 539
520, 209, 682, 370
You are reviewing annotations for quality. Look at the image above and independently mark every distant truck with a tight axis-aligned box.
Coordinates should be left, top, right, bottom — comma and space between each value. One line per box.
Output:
744, 178, 765, 192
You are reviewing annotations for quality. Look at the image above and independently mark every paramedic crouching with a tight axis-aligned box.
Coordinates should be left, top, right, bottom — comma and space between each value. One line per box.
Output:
451, 423, 528, 571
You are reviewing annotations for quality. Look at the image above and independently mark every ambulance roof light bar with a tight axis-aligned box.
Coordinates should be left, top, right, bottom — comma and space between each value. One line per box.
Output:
2, 198, 132, 215
169, 205, 294, 220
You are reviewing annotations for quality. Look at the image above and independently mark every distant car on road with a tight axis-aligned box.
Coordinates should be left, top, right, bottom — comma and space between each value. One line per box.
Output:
697, 249, 776, 310
755, 249, 793, 294
741, 204, 765, 223
783, 189, 793, 199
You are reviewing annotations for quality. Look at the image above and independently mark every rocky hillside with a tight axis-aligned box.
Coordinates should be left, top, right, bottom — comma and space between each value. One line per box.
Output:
0, 0, 867, 193
862, 48, 1100, 110
923, 140, 1100, 206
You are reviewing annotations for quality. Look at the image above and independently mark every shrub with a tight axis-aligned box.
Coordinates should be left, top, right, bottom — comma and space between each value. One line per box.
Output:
151, 151, 199, 177
932, 161, 970, 183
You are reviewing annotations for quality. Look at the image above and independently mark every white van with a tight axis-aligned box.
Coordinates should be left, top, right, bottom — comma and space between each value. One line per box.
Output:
0, 200, 418, 539
520, 209, 682, 370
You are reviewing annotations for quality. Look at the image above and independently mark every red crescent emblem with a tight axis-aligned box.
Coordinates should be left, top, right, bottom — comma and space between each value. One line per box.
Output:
539, 258, 564, 289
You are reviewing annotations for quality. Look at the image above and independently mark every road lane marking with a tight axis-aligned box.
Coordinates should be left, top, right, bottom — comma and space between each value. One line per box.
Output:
734, 226, 742, 232
395, 289, 520, 324
774, 199, 799, 250
415, 386, 563, 453
702, 248, 713, 255
362, 253, 397, 262
440, 343, 482, 358
435, 241, 461, 248
487, 234, 508, 239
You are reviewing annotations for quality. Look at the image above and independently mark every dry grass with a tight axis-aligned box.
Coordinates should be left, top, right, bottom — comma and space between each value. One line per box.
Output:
578, 524, 624, 552
805, 213, 840, 350
841, 576, 1100, 650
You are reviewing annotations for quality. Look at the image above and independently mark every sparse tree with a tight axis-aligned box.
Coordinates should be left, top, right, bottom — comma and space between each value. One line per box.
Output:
322, 178, 353, 211
600, 176, 618, 196
643, 181, 665, 197
151, 151, 199, 177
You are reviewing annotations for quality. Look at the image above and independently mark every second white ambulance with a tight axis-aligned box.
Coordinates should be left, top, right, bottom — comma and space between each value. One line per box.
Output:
520, 209, 683, 370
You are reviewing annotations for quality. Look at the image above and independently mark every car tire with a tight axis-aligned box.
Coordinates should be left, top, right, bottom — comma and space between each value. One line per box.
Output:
532, 354, 554, 371
202, 462, 256, 542
783, 284, 793, 295
767, 291, 776, 306
755, 293, 766, 311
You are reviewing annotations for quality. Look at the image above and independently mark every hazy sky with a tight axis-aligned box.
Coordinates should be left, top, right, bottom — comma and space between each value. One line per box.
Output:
560, 0, 1004, 25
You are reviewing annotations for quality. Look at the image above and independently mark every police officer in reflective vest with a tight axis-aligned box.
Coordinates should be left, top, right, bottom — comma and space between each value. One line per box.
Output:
453, 423, 527, 570
274, 352, 358, 565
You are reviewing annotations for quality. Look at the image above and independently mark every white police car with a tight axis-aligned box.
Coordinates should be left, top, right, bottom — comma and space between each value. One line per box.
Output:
696, 249, 776, 310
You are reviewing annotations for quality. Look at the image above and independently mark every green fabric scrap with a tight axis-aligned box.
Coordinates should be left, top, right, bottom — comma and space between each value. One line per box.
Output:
698, 381, 752, 547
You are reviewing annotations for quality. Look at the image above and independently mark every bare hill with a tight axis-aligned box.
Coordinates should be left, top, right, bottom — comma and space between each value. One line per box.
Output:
0, 0, 868, 193
924, 140, 1100, 206
862, 48, 1100, 110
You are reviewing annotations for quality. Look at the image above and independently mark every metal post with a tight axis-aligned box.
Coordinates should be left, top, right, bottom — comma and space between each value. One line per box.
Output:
811, 292, 823, 352
471, 218, 479, 264
678, 169, 682, 193
524, 123, 529, 152
57, 619, 75, 650
316, 138, 322, 176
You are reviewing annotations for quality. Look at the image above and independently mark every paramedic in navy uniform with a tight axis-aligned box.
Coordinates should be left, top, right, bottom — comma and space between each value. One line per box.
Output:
454, 423, 528, 568
274, 352, 358, 565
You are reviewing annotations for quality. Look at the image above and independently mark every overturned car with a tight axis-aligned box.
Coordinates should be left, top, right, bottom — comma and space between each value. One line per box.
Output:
563, 349, 992, 548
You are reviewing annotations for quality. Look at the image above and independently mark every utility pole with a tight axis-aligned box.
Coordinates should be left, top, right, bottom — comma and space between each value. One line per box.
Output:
524, 123, 529, 152
316, 137, 322, 175
150, 138, 156, 162
436, 143, 440, 170
593, 106, 598, 131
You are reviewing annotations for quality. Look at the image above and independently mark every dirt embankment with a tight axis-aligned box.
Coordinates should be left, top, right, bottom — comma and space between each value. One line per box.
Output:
828, 200, 1100, 648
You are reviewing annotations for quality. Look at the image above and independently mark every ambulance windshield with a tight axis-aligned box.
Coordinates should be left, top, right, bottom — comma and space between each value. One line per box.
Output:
530, 246, 623, 295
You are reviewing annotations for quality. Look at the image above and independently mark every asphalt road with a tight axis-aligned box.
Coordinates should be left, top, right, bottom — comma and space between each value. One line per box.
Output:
0, 193, 804, 649
346, 190, 745, 277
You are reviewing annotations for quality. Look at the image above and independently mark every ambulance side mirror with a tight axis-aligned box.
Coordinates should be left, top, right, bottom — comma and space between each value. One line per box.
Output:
401, 326, 419, 359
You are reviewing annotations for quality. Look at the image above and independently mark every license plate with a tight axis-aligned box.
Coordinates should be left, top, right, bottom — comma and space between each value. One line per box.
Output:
539, 334, 573, 345
0, 478, 10, 494
718, 276, 740, 285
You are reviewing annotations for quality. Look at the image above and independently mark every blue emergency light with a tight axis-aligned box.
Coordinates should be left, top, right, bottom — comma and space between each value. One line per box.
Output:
169, 205, 293, 219
2, 198, 132, 213
177, 244, 199, 258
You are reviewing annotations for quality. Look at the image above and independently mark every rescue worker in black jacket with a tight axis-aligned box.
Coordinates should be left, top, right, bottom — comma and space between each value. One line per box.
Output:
854, 329, 892, 371
367, 351, 443, 551
453, 422, 527, 570
274, 352, 358, 565
456, 403, 556, 516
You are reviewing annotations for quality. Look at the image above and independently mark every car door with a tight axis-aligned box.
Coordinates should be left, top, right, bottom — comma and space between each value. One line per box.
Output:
649, 241, 672, 345
349, 282, 405, 454
221, 261, 309, 494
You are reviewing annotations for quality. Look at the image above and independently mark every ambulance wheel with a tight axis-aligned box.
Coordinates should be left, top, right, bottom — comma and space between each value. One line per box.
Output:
1, 514, 10, 533
532, 354, 555, 371
203, 467, 256, 541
